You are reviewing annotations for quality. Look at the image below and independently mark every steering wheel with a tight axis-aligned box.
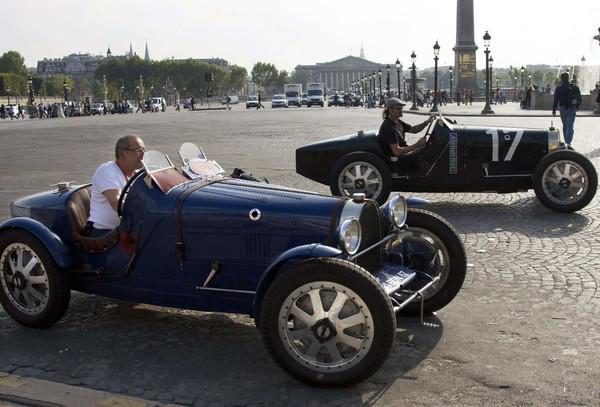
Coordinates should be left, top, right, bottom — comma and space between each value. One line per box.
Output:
117, 170, 146, 217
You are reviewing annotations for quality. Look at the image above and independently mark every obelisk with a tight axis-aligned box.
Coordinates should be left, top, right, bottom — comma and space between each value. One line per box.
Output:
453, 0, 478, 95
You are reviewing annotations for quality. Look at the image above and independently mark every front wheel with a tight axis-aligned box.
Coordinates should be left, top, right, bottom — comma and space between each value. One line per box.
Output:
533, 150, 598, 212
260, 258, 396, 386
390, 209, 466, 315
330, 152, 392, 205
0, 230, 70, 328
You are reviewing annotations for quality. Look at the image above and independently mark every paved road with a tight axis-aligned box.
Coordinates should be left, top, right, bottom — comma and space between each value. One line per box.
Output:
0, 105, 599, 406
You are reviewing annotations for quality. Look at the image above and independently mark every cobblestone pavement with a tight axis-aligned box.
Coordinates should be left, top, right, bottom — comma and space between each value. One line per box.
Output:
0, 106, 599, 406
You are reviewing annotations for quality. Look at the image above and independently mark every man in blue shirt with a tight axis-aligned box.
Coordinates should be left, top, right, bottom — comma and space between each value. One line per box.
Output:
552, 72, 582, 147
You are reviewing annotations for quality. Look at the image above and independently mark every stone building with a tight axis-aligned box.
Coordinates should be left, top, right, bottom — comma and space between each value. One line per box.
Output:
295, 53, 399, 93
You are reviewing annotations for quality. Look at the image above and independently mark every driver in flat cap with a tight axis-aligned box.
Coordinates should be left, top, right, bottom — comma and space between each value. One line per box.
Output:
377, 97, 435, 158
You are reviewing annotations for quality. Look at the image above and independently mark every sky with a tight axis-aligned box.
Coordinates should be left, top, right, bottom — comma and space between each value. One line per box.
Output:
4, 0, 600, 72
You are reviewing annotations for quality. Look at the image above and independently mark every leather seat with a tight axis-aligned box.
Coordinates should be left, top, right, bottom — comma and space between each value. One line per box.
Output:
66, 186, 119, 253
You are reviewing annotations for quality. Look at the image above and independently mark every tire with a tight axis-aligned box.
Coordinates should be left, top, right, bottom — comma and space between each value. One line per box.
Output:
0, 230, 70, 328
330, 152, 392, 205
532, 150, 598, 213
260, 258, 396, 386
391, 209, 466, 316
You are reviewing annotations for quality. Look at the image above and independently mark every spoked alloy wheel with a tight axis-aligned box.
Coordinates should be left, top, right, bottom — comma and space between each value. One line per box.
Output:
260, 258, 395, 386
1, 243, 49, 315
330, 152, 392, 204
533, 151, 598, 213
338, 161, 383, 199
279, 281, 374, 372
0, 230, 70, 328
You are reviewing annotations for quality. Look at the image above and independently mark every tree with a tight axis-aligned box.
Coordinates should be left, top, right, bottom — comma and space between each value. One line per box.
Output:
251, 62, 279, 88
0, 51, 28, 76
227, 65, 247, 93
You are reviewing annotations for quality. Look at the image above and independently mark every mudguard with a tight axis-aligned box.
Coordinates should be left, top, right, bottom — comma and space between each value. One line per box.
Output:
253, 243, 343, 322
0, 217, 73, 269
406, 197, 430, 207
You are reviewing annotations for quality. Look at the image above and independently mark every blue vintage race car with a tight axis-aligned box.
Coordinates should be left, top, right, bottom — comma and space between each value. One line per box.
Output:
296, 111, 598, 212
0, 143, 466, 386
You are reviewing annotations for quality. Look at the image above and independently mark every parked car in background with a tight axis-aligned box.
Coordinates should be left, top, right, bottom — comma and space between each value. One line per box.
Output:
90, 103, 105, 115
301, 93, 308, 105
150, 97, 166, 112
246, 95, 259, 109
328, 93, 344, 107
221, 95, 239, 105
271, 94, 288, 108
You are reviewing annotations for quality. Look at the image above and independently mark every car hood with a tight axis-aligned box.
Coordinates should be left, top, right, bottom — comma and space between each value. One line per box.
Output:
178, 178, 346, 246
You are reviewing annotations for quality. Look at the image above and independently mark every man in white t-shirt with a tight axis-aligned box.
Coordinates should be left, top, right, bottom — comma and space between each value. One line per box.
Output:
86, 135, 146, 236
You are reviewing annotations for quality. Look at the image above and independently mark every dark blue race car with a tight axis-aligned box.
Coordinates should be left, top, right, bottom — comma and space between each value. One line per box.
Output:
0, 143, 466, 386
296, 111, 597, 212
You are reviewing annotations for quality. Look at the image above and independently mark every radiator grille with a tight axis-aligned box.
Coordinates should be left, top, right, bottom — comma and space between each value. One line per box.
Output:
356, 200, 384, 272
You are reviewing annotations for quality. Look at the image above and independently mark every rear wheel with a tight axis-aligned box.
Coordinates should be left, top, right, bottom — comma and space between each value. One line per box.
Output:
533, 150, 598, 212
0, 230, 70, 328
330, 152, 392, 205
260, 258, 395, 386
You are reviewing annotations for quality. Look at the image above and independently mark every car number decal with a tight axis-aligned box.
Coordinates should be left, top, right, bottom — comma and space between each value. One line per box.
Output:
486, 129, 524, 162
449, 133, 458, 174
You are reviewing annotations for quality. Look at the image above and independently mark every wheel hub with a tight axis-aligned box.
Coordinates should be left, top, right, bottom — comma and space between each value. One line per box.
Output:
12, 271, 27, 290
354, 179, 365, 189
310, 318, 338, 343
559, 177, 571, 189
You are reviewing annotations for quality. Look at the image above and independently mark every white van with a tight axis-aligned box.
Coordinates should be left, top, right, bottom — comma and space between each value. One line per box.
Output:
150, 97, 166, 112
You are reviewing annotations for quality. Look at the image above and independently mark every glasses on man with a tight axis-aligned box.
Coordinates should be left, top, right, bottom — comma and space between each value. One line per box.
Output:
126, 147, 146, 153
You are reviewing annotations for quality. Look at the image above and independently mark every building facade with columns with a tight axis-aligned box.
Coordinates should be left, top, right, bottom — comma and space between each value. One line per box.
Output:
295, 55, 401, 93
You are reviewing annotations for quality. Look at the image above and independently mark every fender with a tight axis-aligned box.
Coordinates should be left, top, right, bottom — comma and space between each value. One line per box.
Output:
406, 197, 430, 206
252, 243, 343, 324
0, 217, 73, 269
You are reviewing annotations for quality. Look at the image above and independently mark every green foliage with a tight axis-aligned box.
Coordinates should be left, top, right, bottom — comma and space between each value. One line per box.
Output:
0, 73, 26, 96
0, 51, 28, 76
95, 57, 248, 98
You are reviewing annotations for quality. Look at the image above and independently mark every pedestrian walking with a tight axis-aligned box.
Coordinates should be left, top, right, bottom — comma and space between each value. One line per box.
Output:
224, 94, 232, 110
552, 72, 582, 147
256, 92, 265, 109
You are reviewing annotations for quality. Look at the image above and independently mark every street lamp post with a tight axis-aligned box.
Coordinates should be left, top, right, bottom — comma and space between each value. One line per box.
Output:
102, 74, 107, 106
371, 71, 375, 99
449, 66, 453, 103
63, 79, 68, 102
431, 40, 440, 112
377, 67, 382, 102
520, 66, 525, 93
410, 51, 418, 111
528, 74, 532, 87
6, 87, 10, 105
481, 31, 494, 114
402, 76, 406, 100
139, 75, 144, 100
395, 58, 401, 98
386, 64, 390, 96
513, 76, 518, 102
27, 75, 34, 106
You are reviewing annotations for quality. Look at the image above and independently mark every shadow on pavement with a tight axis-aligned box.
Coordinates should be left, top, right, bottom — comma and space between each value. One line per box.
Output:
0, 294, 444, 405
425, 198, 594, 237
